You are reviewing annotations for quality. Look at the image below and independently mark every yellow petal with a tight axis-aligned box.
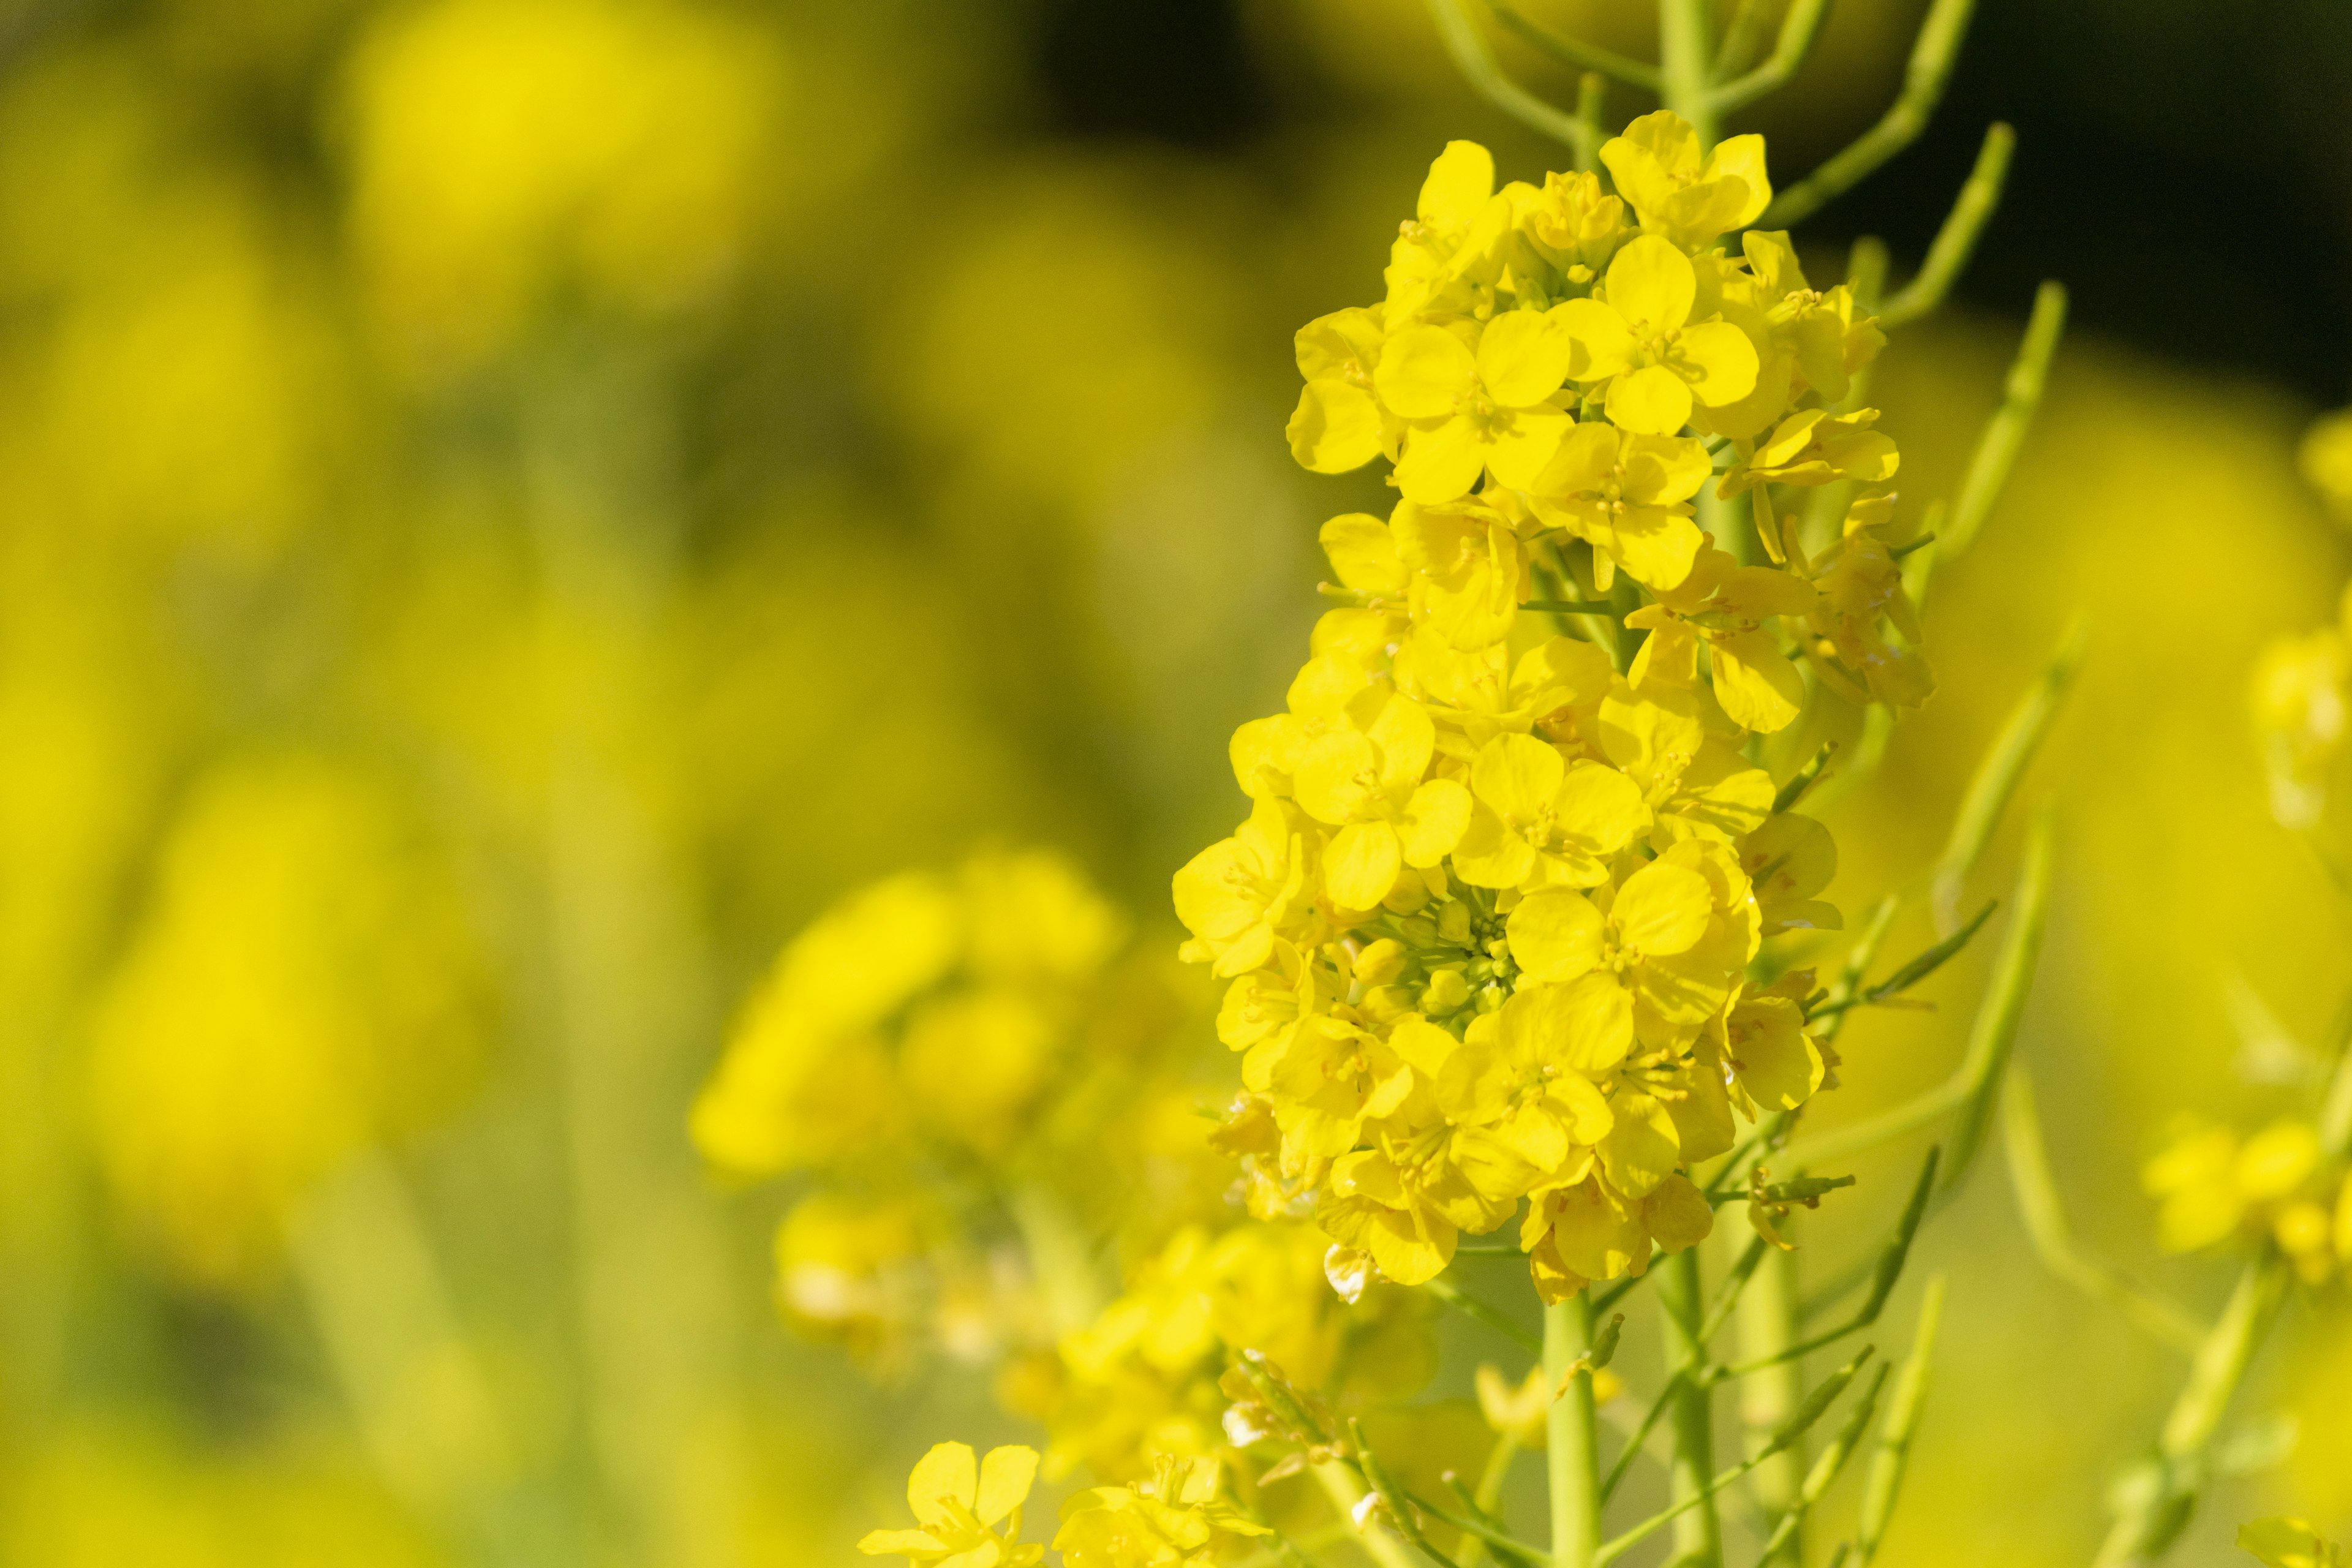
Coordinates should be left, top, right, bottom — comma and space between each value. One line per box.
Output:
1476, 308, 1575, 407
1702, 134, 1773, 228
1545, 1178, 1652, 1278
1553, 762, 1646, 854
1606, 506, 1704, 591
974, 1446, 1040, 1526
1513, 970, 1634, 1074
1611, 861, 1712, 956
1708, 630, 1806, 733
1368, 692, 1437, 785
1419, 139, 1497, 233
860, 1528, 945, 1556
1324, 821, 1403, 908
1472, 732, 1566, 818
1319, 511, 1406, 593
1597, 1092, 1680, 1199
1674, 321, 1761, 407
1641, 1173, 1714, 1253
1605, 236, 1696, 334
1294, 731, 1379, 826
1550, 298, 1635, 383
1287, 379, 1384, 473
1375, 325, 1477, 420
1295, 306, 1385, 379
1605, 364, 1693, 437
1619, 433, 1711, 505
1452, 805, 1539, 890
1395, 415, 1487, 504
1399, 778, 1473, 864
908, 1442, 979, 1529
1507, 889, 1604, 982
1533, 418, 1620, 495
1486, 409, 1572, 489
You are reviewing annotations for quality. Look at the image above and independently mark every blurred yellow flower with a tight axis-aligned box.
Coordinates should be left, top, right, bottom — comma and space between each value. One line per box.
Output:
85, 755, 489, 1284
345, 0, 780, 358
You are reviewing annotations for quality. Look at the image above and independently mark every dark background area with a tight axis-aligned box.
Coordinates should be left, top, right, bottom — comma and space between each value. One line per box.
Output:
1034, 0, 2352, 404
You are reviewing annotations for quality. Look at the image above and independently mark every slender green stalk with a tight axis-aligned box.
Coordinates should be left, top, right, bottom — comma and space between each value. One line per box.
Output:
1738, 1240, 1806, 1567
1572, 71, 1607, 176
1427, 0, 1599, 159
1313, 1461, 1421, 1568
1929, 280, 2070, 567
2089, 1257, 2291, 1567
1856, 1277, 1946, 1564
1760, 0, 1981, 228
2001, 1066, 2206, 1352
1758, 1363, 1891, 1557
1483, 0, 1660, 93
1656, 1250, 1722, 1567
1711, 0, 1832, 115
1712, 0, 1773, 79
1430, 1276, 1545, 1353
1930, 624, 2084, 929
1879, 122, 2016, 327
1657, 0, 1719, 148
1545, 1294, 1602, 1568
1936, 805, 2054, 1193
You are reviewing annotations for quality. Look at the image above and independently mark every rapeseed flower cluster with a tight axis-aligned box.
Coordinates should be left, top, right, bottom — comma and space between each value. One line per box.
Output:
695, 848, 1181, 1365
1182, 115, 1915, 1305
2145, 1115, 2352, 1285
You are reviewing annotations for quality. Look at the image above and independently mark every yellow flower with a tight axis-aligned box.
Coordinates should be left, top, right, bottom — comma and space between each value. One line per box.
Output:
1736, 230, 1885, 407
2241, 1518, 2348, 1568
1596, 685, 1777, 848
1384, 140, 1500, 324
1598, 111, 1771, 252
1714, 972, 1830, 1117
1318, 1123, 1520, 1285
1452, 733, 1648, 891
775, 1191, 925, 1360
1521, 1170, 1713, 1303
1054, 1456, 1270, 1568
860, 1442, 1044, 1567
1254, 1012, 1418, 1167
1507, 838, 1760, 1046
1555, 235, 1760, 435
1313, 511, 1413, 663
2252, 581, 2352, 831
1287, 307, 1395, 475
1736, 813, 1842, 937
1174, 796, 1321, 977
2144, 1117, 2335, 1265
85, 755, 490, 1284
1526, 421, 1712, 590
1804, 496, 1933, 708
1403, 632, 1615, 753
1517, 168, 1629, 276
1718, 408, 1899, 496
1623, 547, 1817, 734
1392, 495, 1529, 649
1411, 983, 1620, 1175
1374, 311, 1576, 502
1292, 689, 1472, 908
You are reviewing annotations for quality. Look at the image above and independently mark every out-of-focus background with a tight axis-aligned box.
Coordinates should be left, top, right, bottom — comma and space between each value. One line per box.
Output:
1, 0, 2349, 1563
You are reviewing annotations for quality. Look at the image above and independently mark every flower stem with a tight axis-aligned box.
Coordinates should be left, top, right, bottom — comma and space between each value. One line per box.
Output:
1658, 0, 1719, 149
1657, 1250, 1722, 1568
1738, 1239, 1805, 1568
1545, 1294, 1602, 1568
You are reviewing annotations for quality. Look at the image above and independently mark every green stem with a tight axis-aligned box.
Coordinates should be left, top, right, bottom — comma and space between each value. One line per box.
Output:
1738, 1240, 1806, 1567
1545, 1295, 1602, 1568
2089, 1257, 2291, 1567
1314, 1461, 1420, 1568
1657, 0, 1719, 148
1656, 1250, 1722, 1567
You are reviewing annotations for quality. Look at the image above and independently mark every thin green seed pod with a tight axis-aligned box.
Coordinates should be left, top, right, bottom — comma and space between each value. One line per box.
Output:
1856, 1277, 1947, 1563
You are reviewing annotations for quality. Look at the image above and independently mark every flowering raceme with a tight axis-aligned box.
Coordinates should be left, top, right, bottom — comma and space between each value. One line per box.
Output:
1187, 113, 1918, 1304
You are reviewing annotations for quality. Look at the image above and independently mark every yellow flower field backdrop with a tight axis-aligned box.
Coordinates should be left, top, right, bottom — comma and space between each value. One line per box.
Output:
0, 1, 2346, 1565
